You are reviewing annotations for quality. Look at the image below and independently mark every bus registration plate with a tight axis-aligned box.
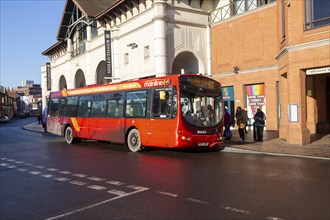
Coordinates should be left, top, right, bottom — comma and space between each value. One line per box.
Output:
198, 142, 209, 147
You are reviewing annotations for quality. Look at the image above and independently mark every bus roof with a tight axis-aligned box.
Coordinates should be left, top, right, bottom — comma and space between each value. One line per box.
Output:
49, 74, 216, 98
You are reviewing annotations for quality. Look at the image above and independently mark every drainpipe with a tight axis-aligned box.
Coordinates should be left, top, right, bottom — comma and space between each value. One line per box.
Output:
206, 24, 212, 76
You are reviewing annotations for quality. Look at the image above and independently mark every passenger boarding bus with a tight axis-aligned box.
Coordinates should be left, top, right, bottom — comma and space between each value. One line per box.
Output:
46, 74, 224, 152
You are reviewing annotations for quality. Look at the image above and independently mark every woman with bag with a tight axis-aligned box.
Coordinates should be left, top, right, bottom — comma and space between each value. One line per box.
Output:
236, 106, 247, 143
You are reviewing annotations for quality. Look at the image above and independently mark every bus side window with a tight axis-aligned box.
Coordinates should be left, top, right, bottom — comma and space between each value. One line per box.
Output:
78, 100, 91, 117
160, 91, 170, 115
126, 90, 147, 118
152, 88, 172, 118
60, 98, 67, 116
49, 98, 60, 117
91, 99, 107, 117
172, 86, 177, 118
152, 92, 160, 116
61, 96, 78, 117
67, 96, 78, 117
107, 92, 124, 118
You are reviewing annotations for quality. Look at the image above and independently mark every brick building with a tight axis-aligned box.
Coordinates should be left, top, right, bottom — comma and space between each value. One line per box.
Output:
13, 84, 42, 114
0, 86, 15, 119
211, 0, 329, 144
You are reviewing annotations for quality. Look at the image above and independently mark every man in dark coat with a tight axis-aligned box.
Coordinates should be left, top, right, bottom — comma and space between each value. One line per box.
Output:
254, 108, 266, 141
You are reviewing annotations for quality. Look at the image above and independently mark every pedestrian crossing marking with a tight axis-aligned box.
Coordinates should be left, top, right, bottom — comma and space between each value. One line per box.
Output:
106, 180, 124, 186
88, 185, 107, 191
107, 189, 126, 196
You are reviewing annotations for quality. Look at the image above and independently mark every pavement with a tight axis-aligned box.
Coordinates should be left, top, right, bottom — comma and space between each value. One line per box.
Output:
22, 121, 330, 160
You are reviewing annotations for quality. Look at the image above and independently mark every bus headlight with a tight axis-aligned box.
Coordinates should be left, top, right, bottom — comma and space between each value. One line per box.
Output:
181, 136, 191, 141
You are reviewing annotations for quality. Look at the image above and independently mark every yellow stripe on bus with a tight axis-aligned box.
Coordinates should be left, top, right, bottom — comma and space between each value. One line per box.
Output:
71, 118, 80, 132
61, 88, 68, 97
66, 82, 142, 96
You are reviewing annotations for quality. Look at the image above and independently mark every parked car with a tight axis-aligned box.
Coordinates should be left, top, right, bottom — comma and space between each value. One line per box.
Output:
0, 115, 9, 123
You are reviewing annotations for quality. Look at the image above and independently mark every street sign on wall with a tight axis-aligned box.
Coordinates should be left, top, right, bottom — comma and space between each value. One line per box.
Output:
104, 30, 112, 78
46, 62, 51, 91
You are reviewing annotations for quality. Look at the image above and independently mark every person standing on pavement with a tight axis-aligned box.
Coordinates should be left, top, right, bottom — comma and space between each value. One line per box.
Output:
37, 114, 42, 124
244, 107, 249, 133
254, 108, 266, 142
223, 107, 232, 140
42, 107, 48, 132
236, 106, 247, 143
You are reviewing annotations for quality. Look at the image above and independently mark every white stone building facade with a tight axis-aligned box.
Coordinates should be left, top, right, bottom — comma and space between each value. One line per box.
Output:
41, 0, 216, 110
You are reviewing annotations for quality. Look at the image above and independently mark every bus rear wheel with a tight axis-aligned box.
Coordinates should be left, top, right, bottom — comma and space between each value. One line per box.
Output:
65, 126, 77, 144
127, 128, 142, 152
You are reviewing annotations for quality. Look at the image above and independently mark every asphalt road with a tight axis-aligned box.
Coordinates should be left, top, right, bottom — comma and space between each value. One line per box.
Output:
1, 118, 329, 220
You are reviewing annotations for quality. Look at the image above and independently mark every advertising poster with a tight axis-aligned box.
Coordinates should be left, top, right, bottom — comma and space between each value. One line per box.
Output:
245, 84, 266, 123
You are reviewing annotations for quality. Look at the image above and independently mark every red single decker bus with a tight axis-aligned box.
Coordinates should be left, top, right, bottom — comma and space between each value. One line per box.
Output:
46, 74, 224, 152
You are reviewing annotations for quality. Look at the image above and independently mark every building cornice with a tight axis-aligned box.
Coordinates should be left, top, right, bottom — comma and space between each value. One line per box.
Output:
212, 64, 278, 78
276, 38, 330, 60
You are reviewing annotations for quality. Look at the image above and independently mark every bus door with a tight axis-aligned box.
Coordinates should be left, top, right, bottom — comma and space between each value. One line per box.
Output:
77, 97, 92, 138
47, 97, 62, 136
147, 88, 176, 147
101, 92, 125, 143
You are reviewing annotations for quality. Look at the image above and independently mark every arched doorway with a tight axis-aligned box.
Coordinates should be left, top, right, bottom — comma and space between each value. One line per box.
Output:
96, 61, 107, 84
172, 51, 200, 74
59, 75, 67, 90
75, 69, 86, 88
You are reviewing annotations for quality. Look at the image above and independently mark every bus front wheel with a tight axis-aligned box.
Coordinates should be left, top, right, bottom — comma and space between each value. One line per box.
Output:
65, 126, 76, 144
127, 128, 142, 152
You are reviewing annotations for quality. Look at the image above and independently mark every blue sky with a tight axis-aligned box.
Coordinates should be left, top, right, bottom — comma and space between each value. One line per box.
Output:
0, 0, 66, 88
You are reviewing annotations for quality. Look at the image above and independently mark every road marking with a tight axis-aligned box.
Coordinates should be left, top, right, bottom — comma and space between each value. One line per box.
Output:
107, 189, 127, 196
187, 197, 210, 205
224, 147, 330, 160
1, 157, 287, 219
70, 180, 87, 186
156, 191, 178, 198
87, 185, 107, 191
54, 177, 70, 182
24, 163, 34, 166
47, 168, 59, 172
267, 216, 285, 220
46, 186, 149, 220
72, 173, 87, 178
106, 180, 124, 186
41, 174, 54, 178
87, 177, 105, 181
59, 171, 72, 174
220, 205, 251, 215
17, 168, 27, 172
126, 185, 148, 190
30, 171, 42, 175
